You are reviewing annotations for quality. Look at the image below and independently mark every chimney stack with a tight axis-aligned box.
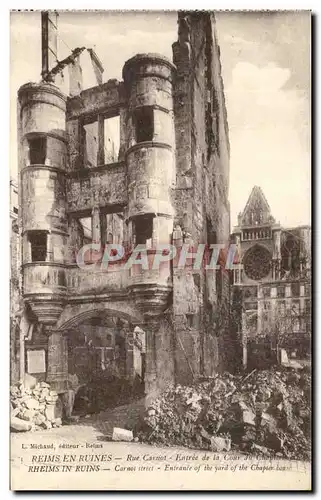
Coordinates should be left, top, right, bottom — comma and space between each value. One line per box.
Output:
41, 11, 59, 81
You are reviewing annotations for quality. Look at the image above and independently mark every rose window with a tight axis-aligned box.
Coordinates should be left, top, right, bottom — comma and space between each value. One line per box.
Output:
243, 246, 271, 281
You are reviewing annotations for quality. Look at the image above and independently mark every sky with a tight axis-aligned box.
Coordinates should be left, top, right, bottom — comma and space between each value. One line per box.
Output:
10, 10, 311, 228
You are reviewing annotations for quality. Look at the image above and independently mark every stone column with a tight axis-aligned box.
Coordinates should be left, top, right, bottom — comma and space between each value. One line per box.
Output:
143, 319, 158, 407
46, 330, 68, 393
97, 114, 105, 166
46, 232, 54, 262
92, 205, 101, 244
300, 284, 305, 318
125, 330, 134, 380
152, 216, 159, 247
66, 119, 82, 171
118, 107, 127, 161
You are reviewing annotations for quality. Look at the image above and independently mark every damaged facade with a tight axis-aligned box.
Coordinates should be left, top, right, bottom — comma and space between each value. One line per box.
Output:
230, 186, 311, 369
10, 179, 20, 382
16, 11, 230, 402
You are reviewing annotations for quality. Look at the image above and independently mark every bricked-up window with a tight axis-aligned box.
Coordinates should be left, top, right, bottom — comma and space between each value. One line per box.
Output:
28, 231, 47, 262
133, 107, 154, 143
134, 214, 154, 246
28, 137, 47, 165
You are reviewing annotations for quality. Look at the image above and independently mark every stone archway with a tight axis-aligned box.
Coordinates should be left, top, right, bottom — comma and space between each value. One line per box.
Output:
46, 301, 144, 398
64, 314, 146, 416
56, 301, 143, 332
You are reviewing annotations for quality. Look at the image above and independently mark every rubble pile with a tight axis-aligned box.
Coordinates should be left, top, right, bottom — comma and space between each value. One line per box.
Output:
10, 382, 63, 432
137, 367, 311, 460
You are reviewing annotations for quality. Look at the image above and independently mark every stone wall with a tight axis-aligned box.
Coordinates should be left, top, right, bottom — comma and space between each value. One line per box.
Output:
172, 12, 230, 381
66, 163, 127, 213
10, 217, 21, 383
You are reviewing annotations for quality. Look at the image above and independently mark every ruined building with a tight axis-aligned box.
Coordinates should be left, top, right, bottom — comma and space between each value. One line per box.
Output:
16, 11, 230, 401
230, 186, 311, 368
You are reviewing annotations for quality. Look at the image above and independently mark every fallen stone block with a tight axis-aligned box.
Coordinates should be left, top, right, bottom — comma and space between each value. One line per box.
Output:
186, 393, 202, 406
210, 436, 231, 452
25, 398, 40, 410
10, 386, 19, 397
11, 407, 20, 418
238, 401, 249, 411
18, 411, 31, 421
11, 416, 32, 432
22, 409, 37, 421
251, 443, 270, 455
41, 421, 52, 430
112, 427, 133, 442
242, 410, 256, 426
34, 413, 46, 426
265, 430, 284, 451
199, 425, 212, 443
261, 412, 278, 431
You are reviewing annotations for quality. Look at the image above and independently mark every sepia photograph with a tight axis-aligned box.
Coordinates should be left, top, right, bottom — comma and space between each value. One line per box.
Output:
9, 9, 311, 490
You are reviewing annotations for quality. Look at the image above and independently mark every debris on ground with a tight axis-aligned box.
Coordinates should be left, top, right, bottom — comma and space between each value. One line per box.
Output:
73, 374, 144, 416
137, 366, 311, 460
10, 381, 63, 432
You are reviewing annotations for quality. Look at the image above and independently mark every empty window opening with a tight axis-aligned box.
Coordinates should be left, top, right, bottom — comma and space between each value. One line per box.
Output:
133, 107, 154, 143
291, 282, 300, 297
100, 213, 124, 247
28, 231, 47, 262
82, 122, 98, 168
28, 137, 47, 165
281, 236, 300, 275
104, 116, 120, 164
79, 217, 92, 244
186, 314, 194, 328
206, 217, 217, 246
135, 215, 154, 246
